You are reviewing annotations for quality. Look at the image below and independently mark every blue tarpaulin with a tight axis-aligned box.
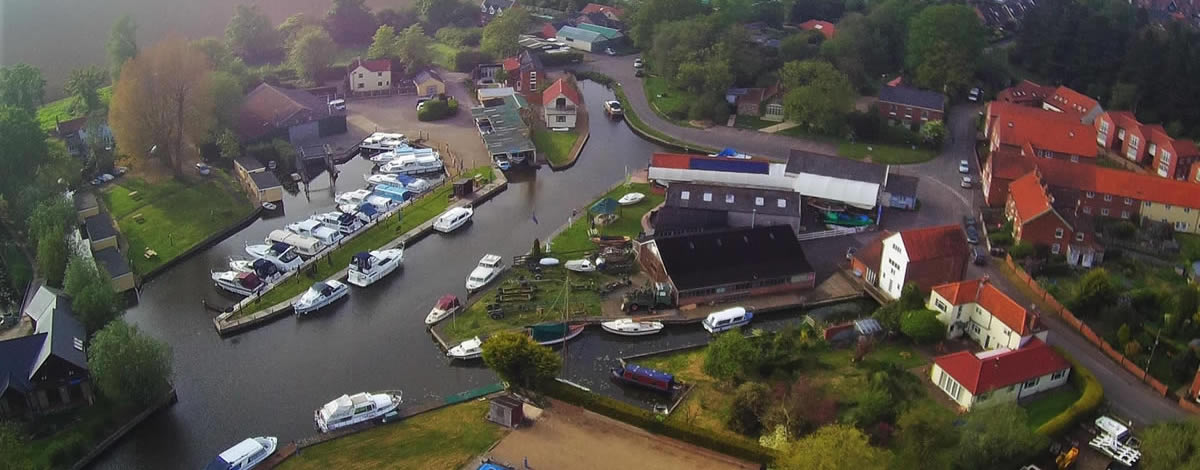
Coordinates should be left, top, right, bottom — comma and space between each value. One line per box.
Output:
590, 197, 619, 215
715, 148, 739, 157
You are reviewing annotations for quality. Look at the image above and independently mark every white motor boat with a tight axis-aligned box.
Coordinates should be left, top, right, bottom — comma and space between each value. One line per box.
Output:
334, 188, 372, 206
365, 174, 434, 194
314, 211, 366, 235
539, 257, 560, 266
466, 254, 506, 292
369, 150, 398, 164
601, 318, 665, 336
702, 306, 753, 333
347, 249, 404, 287
287, 218, 344, 246
205, 436, 278, 470
314, 391, 402, 433
433, 207, 473, 233
212, 270, 267, 296
447, 336, 484, 360
230, 258, 283, 281
618, 192, 645, 206
245, 242, 303, 272
425, 294, 463, 325
565, 258, 597, 273
379, 154, 443, 175
266, 230, 326, 257
293, 280, 349, 315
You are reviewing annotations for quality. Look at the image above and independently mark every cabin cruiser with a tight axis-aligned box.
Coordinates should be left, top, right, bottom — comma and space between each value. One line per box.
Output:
314, 391, 402, 433
379, 154, 443, 175
365, 174, 434, 194
244, 242, 303, 272
204, 436, 278, 470
372, 184, 410, 202
212, 271, 266, 296
527, 322, 585, 346
340, 202, 381, 221
334, 188, 373, 206
347, 249, 404, 287
466, 254, 506, 292
600, 318, 665, 336
603, 100, 624, 117
314, 211, 366, 235
287, 219, 344, 246
293, 280, 349, 315
447, 336, 484, 360
493, 155, 512, 171
432, 207, 473, 233
266, 230, 326, 257
360, 132, 407, 152
425, 294, 463, 325
565, 258, 597, 273
702, 306, 753, 333
369, 145, 436, 164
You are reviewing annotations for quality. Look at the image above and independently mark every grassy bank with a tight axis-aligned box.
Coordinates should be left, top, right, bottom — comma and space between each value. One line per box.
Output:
101, 171, 252, 274
575, 72, 718, 154
837, 141, 937, 165
643, 76, 696, 124
235, 167, 493, 318
547, 182, 663, 253
279, 400, 506, 470
36, 87, 112, 132
1023, 386, 1083, 429
532, 128, 580, 166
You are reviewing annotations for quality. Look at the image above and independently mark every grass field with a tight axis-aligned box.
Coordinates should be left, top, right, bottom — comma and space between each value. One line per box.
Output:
643, 76, 695, 122
532, 128, 580, 166
547, 182, 663, 253
1023, 385, 1083, 429
838, 141, 937, 165
431, 42, 462, 71
236, 167, 493, 318
278, 400, 506, 470
102, 171, 252, 274
733, 115, 777, 130
36, 87, 112, 132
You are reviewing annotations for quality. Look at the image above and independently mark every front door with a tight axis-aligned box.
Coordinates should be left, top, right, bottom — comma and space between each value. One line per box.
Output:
984, 336, 990, 348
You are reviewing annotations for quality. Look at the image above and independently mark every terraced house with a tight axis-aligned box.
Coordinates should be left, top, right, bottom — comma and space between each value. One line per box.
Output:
1094, 110, 1200, 180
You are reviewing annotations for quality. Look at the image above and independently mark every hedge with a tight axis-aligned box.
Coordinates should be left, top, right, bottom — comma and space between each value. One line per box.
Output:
573, 71, 614, 87
454, 50, 494, 73
538, 51, 584, 66
544, 381, 776, 465
417, 98, 459, 121
1036, 347, 1105, 437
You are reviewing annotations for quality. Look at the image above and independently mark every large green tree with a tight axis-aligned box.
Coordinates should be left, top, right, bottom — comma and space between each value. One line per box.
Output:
88, 320, 173, 408
277, 13, 320, 47
780, 60, 854, 134
396, 25, 434, 76
65, 66, 107, 115
226, 4, 281, 61
326, 0, 378, 45
899, 309, 945, 344
107, 14, 139, 81
288, 28, 337, 84
1141, 420, 1200, 470
906, 5, 985, 94
955, 403, 1047, 469
416, 0, 470, 30
0, 65, 46, 112
894, 402, 959, 470
1071, 268, 1117, 316
481, 331, 562, 390
629, 0, 708, 48
482, 7, 532, 59
209, 70, 245, 132
367, 25, 401, 60
63, 256, 121, 333
0, 106, 49, 203
703, 330, 756, 381
779, 424, 891, 470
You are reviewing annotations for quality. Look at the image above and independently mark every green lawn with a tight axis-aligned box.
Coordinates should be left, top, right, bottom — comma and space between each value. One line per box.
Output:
1023, 386, 1083, 429
431, 42, 462, 71
733, 115, 777, 130
278, 400, 506, 470
532, 128, 580, 166
837, 141, 937, 165
237, 168, 494, 318
1178, 233, 1200, 263
643, 76, 696, 123
36, 87, 112, 132
101, 171, 252, 274
547, 182, 664, 253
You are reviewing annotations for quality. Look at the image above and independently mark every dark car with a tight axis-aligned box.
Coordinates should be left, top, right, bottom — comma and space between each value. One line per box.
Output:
990, 246, 1007, 257
965, 225, 980, 244
972, 248, 987, 266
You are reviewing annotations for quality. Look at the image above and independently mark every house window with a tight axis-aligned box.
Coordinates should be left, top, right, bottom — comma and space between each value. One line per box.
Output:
702, 192, 712, 202
1161, 149, 1172, 163
1121, 210, 1130, 219
1103, 194, 1112, 202
1158, 161, 1171, 176
1083, 207, 1091, 214
377, 81, 383, 86
1051, 370, 1067, 380
1176, 221, 1190, 231
972, 323, 982, 334
888, 259, 901, 270
1071, 155, 1079, 162
777, 199, 786, 208
1187, 208, 1192, 213
1099, 121, 1110, 134
1076, 232, 1085, 242
556, 115, 566, 123
938, 371, 962, 400
377, 71, 382, 77
1101, 208, 1109, 216
1118, 128, 1126, 139
1124, 198, 1132, 205
755, 197, 764, 206
357, 83, 364, 89
1144, 201, 1152, 207
1025, 377, 1040, 388
1149, 143, 1157, 156
680, 191, 690, 200
1054, 228, 1064, 239
1086, 192, 1094, 198
725, 194, 735, 204
1167, 205, 1173, 210
358, 73, 363, 78
1052, 243, 1061, 254
935, 299, 947, 312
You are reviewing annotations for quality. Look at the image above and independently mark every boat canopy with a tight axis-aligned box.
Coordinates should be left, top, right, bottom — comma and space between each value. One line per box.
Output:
590, 197, 619, 215
530, 323, 569, 342
270, 242, 291, 255
252, 258, 278, 276
436, 294, 460, 310
622, 364, 674, 384
373, 184, 410, 201
236, 272, 262, 289
312, 281, 332, 295
267, 230, 323, 252
356, 203, 379, 217
352, 252, 372, 270
205, 439, 265, 470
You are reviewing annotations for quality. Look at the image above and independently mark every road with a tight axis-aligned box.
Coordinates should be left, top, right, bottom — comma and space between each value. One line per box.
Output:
579, 54, 1189, 425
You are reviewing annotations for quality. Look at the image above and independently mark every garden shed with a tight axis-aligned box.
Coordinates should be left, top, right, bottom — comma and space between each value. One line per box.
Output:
487, 395, 524, 428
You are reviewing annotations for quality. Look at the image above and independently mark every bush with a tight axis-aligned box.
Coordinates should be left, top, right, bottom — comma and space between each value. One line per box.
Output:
988, 231, 1013, 247
46, 432, 89, 467
1035, 347, 1104, 437
538, 51, 584, 67
1009, 241, 1035, 259
900, 309, 945, 344
727, 382, 769, 435
417, 98, 459, 121
573, 71, 614, 87
847, 110, 882, 141
435, 27, 482, 47
453, 50, 493, 73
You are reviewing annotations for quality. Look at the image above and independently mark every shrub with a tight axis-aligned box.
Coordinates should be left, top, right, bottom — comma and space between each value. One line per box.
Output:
988, 231, 1013, 247
538, 51, 584, 67
434, 27, 482, 47
453, 50, 493, 73
46, 432, 89, 467
727, 382, 769, 435
900, 309, 945, 344
1035, 347, 1104, 437
1009, 241, 1035, 259
417, 98, 459, 121
847, 110, 882, 140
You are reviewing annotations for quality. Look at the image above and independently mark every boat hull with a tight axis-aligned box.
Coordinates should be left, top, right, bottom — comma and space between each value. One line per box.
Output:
293, 286, 349, 315
600, 323, 663, 336
424, 306, 461, 325
533, 324, 585, 346
347, 255, 402, 287
214, 281, 264, 297
314, 393, 401, 433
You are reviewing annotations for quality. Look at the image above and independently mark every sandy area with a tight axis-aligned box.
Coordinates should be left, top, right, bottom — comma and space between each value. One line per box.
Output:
485, 399, 758, 470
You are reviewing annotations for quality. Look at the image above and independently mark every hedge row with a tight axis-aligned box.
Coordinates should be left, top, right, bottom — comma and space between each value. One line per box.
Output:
573, 71, 615, 87
417, 98, 459, 121
1036, 347, 1105, 437
544, 381, 775, 465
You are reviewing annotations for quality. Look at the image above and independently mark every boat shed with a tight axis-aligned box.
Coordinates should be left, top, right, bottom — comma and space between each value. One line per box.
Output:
84, 213, 118, 251
93, 246, 135, 293
659, 182, 803, 234
487, 395, 524, 429
785, 149, 888, 210
471, 95, 535, 165
636, 225, 816, 307
882, 173, 919, 210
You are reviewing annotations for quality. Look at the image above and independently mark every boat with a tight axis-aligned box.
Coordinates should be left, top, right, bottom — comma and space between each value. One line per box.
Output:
564, 258, 597, 273
314, 211, 366, 235
314, 391, 402, 433
379, 154, 443, 175
822, 211, 873, 227
590, 235, 631, 246
527, 323, 585, 346
293, 280, 349, 315
261, 202, 277, 211
212, 271, 266, 296
600, 318, 665, 336
370, 145, 436, 164
245, 242, 303, 272
425, 294, 463, 325
433, 207, 474, 233
204, 436, 278, 470
617, 192, 645, 206
610, 364, 679, 393
266, 230, 326, 257
287, 219, 344, 246
372, 184, 411, 202
360, 132, 407, 152
347, 249, 404, 287
493, 155, 512, 171
446, 336, 483, 360
365, 174, 433, 194
334, 188, 373, 206
603, 100, 624, 117
702, 306, 753, 333
466, 254, 506, 292
539, 257, 560, 266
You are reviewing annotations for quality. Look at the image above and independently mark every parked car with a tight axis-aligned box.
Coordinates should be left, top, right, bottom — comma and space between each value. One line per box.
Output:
990, 246, 1007, 257
605, 47, 616, 56
416, 98, 429, 111
329, 99, 346, 111
959, 160, 970, 173
845, 247, 857, 260
195, 162, 211, 176
965, 225, 980, 244
960, 176, 973, 188
963, 215, 977, 227
114, 166, 128, 176
968, 87, 981, 102
972, 247, 987, 266
634, 58, 644, 69
635, 69, 644, 77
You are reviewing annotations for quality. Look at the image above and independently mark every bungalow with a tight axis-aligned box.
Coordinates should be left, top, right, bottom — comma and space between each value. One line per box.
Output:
575, 23, 623, 43
234, 157, 283, 204
347, 58, 392, 94
726, 87, 773, 116
798, 19, 836, 40
931, 338, 1071, 410
237, 83, 347, 144
877, 85, 945, 129
657, 182, 804, 235
557, 25, 607, 53
1094, 110, 1200, 179
986, 102, 1098, 162
877, 224, 970, 300
93, 246, 135, 293
413, 69, 446, 98
542, 78, 580, 129
636, 225, 816, 307
928, 278, 1046, 350
3, 286, 94, 418
502, 51, 544, 95
84, 212, 117, 251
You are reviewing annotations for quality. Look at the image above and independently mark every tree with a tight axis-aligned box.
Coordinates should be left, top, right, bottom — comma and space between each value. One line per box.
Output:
906, 5, 985, 94
277, 13, 320, 47
63, 256, 121, 333
780, 32, 822, 63
416, 0, 470, 30
1174, 286, 1199, 319
727, 382, 769, 435
0, 64, 46, 112
1135, 420, 1200, 470
376, 8, 419, 31
65, 66, 107, 115
209, 70, 245, 132
36, 235, 68, 288
955, 403, 1047, 469
900, 309, 945, 344
482, 7, 532, 59
1009, 240, 1035, 259
1117, 323, 1132, 345
894, 403, 959, 470
27, 197, 74, 246
703, 330, 757, 381
288, 27, 337, 85
216, 129, 241, 161
326, 0, 378, 45
779, 424, 891, 470
920, 120, 947, 146
874, 283, 924, 331
88, 320, 172, 408
107, 15, 139, 81
1071, 268, 1118, 315
367, 25, 401, 59
0, 106, 49, 208
780, 60, 854, 134
846, 385, 893, 427
481, 331, 562, 390
226, 4, 281, 61
396, 25, 434, 76
109, 37, 215, 176
629, 0, 707, 48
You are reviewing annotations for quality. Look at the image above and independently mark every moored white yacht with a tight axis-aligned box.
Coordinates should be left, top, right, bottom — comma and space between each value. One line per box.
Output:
212, 271, 266, 296
204, 436, 278, 470
432, 206, 473, 233
347, 249, 404, 287
466, 254, 506, 292
365, 174, 434, 194
334, 188, 373, 206
314, 211, 366, 235
293, 280, 349, 315
314, 391, 402, 433
379, 154, 443, 175
245, 242, 303, 272
266, 230, 326, 257
600, 318, 665, 336
447, 336, 484, 360
425, 294, 463, 325
287, 218, 344, 245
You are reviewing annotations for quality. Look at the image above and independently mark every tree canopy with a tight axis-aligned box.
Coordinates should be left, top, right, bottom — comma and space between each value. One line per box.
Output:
899, 309, 945, 344
107, 15, 139, 81
482, 7, 532, 59
0, 65, 46, 113
481, 331, 563, 390
416, 0, 473, 30
88, 320, 173, 408
326, 0, 378, 45
225, 4, 281, 62
63, 255, 121, 333
703, 330, 756, 381
289, 27, 338, 84
1141, 419, 1200, 470
367, 25, 401, 60
906, 5, 985, 94
629, 0, 708, 48
955, 403, 1047, 469
396, 25, 434, 76
894, 402, 959, 470
780, 60, 855, 134
779, 424, 892, 470
65, 66, 107, 115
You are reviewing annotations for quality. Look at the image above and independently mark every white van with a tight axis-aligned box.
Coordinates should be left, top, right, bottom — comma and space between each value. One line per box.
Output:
329, 99, 346, 111
702, 307, 753, 333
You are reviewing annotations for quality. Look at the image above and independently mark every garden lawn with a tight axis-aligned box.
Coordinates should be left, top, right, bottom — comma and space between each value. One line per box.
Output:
643, 76, 696, 123
547, 182, 664, 254
102, 171, 252, 274
36, 87, 112, 132
1022, 386, 1082, 429
532, 128, 580, 166
237, 168, 493, 318
1178, 233, 1200, 263
431, 42, 461, 71
733, 115, 777, 130
838, 141, 937, 165
278, 400, 506, 470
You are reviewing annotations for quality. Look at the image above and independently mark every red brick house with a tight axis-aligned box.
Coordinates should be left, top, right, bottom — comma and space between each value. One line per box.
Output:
996, 81, 1102, 123
877, 85, 945, 129
501, 51, 544, 96
877, 225, 970, 299
1005, 169, 1104, 266
1094, 110, 1200, 179
986, 102, 1097, 163
996, 80, 1053, 107
981, 144, 1036, 207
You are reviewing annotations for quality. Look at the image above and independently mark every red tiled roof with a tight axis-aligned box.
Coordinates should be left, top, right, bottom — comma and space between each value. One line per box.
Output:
581, 3, 624, 17
736, 88, 765, 106
1033, 157, 1200, 209
989, 145, 1036, 180
651, 153, 695, 169
54, 116, 88, 136
897, 225, 968, 262
997, 80, 1053, 105
990, 103, 1097, 157
542, 78, 582, 107
799, 19, 836, 39
350, 58, 391, 73
541, 22, 559, 39
1007, 171, 1053, 222
852, 230, 892, 273
932, 279, 1032, 335
1046, 86, 1100, 118
934, 338, 1069, 395
502, 57, 520, 72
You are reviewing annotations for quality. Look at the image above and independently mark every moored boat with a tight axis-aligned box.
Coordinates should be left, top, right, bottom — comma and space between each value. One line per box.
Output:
617, 192, 645, 206
204, 436, 278, 470
314, 391, 402, 433
334, 188, 372, 206
347, 249, 404, 287
433, 206, 473, 233
379, 154, 443, 175
590, 235, 631, 246
600, 318, 664, 336
266, 230, 326, 257
466, 254, 506, 292
610, 364, 679, 393
245, 242, 303, 272
564, 258, 597, 273
314, 211, 366, 235
527, 322, 585, 346
446, 336, 483, 360
287, 218, 344, 245
425, 294, 463, 325
212, 271, 266, 296
293, 280, 349, 315
702, 306, 753, 333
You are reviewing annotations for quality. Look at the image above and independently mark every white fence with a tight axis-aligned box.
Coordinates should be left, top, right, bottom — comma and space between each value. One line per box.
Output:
795, 225, 871, 241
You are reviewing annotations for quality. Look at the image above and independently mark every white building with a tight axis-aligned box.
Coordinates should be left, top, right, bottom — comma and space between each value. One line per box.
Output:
348, 58, 392, 93
928, 278, 1047, 350
876, 225, 969, 300
542, 78, 580, 129
931, 338, 1071, 410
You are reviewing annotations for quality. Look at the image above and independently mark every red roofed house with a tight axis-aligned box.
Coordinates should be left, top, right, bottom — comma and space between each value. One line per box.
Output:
850, 231, 892, 287
986, 102, 1098, 162
799, 19, 836, 40
1005, 168, 1104, 266
877, 225, 970, 300
995, 80, 1102, 124
502, 51, 544, 96
1094, 110, 1200, 179
348, 58, 392, 94
931, 338, 1071, 410
581, 3, 624, 19
980, 144, 1036, 206
996, 80, 1053, 107
542, 78, 580, 129
237, 83, 347, 144
928, 278, 1046, 350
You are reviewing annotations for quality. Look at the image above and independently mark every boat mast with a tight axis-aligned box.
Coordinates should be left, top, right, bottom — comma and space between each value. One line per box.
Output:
562, 271, 569, 368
